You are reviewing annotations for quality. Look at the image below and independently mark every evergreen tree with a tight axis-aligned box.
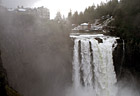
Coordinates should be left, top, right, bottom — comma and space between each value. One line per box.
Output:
78, 12, 84, 24
71, 11, 78, 24
68, 10, 72, 22
55, 11, 62, 23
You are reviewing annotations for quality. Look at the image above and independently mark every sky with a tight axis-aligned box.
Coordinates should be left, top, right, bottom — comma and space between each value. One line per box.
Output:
2, 0, 108, 19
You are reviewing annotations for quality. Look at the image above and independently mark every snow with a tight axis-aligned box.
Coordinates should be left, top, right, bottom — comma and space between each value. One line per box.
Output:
8, 8, 14, 11
18, 9, 26, 12
81, 23, 88, 26
72, 16, 114, 32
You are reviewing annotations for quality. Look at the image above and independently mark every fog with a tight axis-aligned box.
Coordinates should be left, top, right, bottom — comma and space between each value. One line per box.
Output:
2, 0, 39, 8
0, 10, 73, 96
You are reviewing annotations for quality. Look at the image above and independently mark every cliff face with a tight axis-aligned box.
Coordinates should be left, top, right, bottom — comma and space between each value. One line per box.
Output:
113, 39, 140, 81
113, 39, 124, 80
0, 51, 7, 96
0, 51, 21, 96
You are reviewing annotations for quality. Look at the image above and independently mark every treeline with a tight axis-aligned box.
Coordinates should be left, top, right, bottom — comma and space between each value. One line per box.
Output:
67, 0, 118, 24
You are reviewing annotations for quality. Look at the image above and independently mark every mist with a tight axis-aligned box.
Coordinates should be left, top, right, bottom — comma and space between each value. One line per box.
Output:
65, 79, 140, 96
65, 68, 140, 96
0, 10, 72, 96
2, 0, 38, 8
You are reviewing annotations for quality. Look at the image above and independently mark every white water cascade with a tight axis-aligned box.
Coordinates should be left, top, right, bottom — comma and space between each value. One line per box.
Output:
71, 34, 119, 96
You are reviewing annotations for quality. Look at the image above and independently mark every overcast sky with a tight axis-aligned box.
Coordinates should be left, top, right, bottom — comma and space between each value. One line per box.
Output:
2, 0, 108, 19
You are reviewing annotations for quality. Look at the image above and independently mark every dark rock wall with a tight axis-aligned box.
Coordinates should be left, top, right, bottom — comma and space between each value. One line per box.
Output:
0, 51, 7, 96
113, 39, 140, 82
0, 51, 21, 96
113, 39, 124, 80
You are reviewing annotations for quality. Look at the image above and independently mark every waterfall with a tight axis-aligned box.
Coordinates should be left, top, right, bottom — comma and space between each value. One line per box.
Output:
71, 34, 119, 96
72, 39, 81, 88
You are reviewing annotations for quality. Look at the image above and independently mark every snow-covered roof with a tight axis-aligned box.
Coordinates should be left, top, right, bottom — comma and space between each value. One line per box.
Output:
81, 23, 88, 26
8, 8, 14, 11
18, 8, 26, 12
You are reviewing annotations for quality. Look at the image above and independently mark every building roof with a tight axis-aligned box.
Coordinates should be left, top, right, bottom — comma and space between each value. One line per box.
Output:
18, 8, 26, 12
8, 8, 14, 11
81, 23, 88, 26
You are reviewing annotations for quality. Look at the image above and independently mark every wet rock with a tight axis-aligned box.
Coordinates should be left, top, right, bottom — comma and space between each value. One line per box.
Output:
95, 38, 103, 43
113, 41, 124, 80
116, 39, 123, 43
0, 51, 21, 96
113, 39, 140, 82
